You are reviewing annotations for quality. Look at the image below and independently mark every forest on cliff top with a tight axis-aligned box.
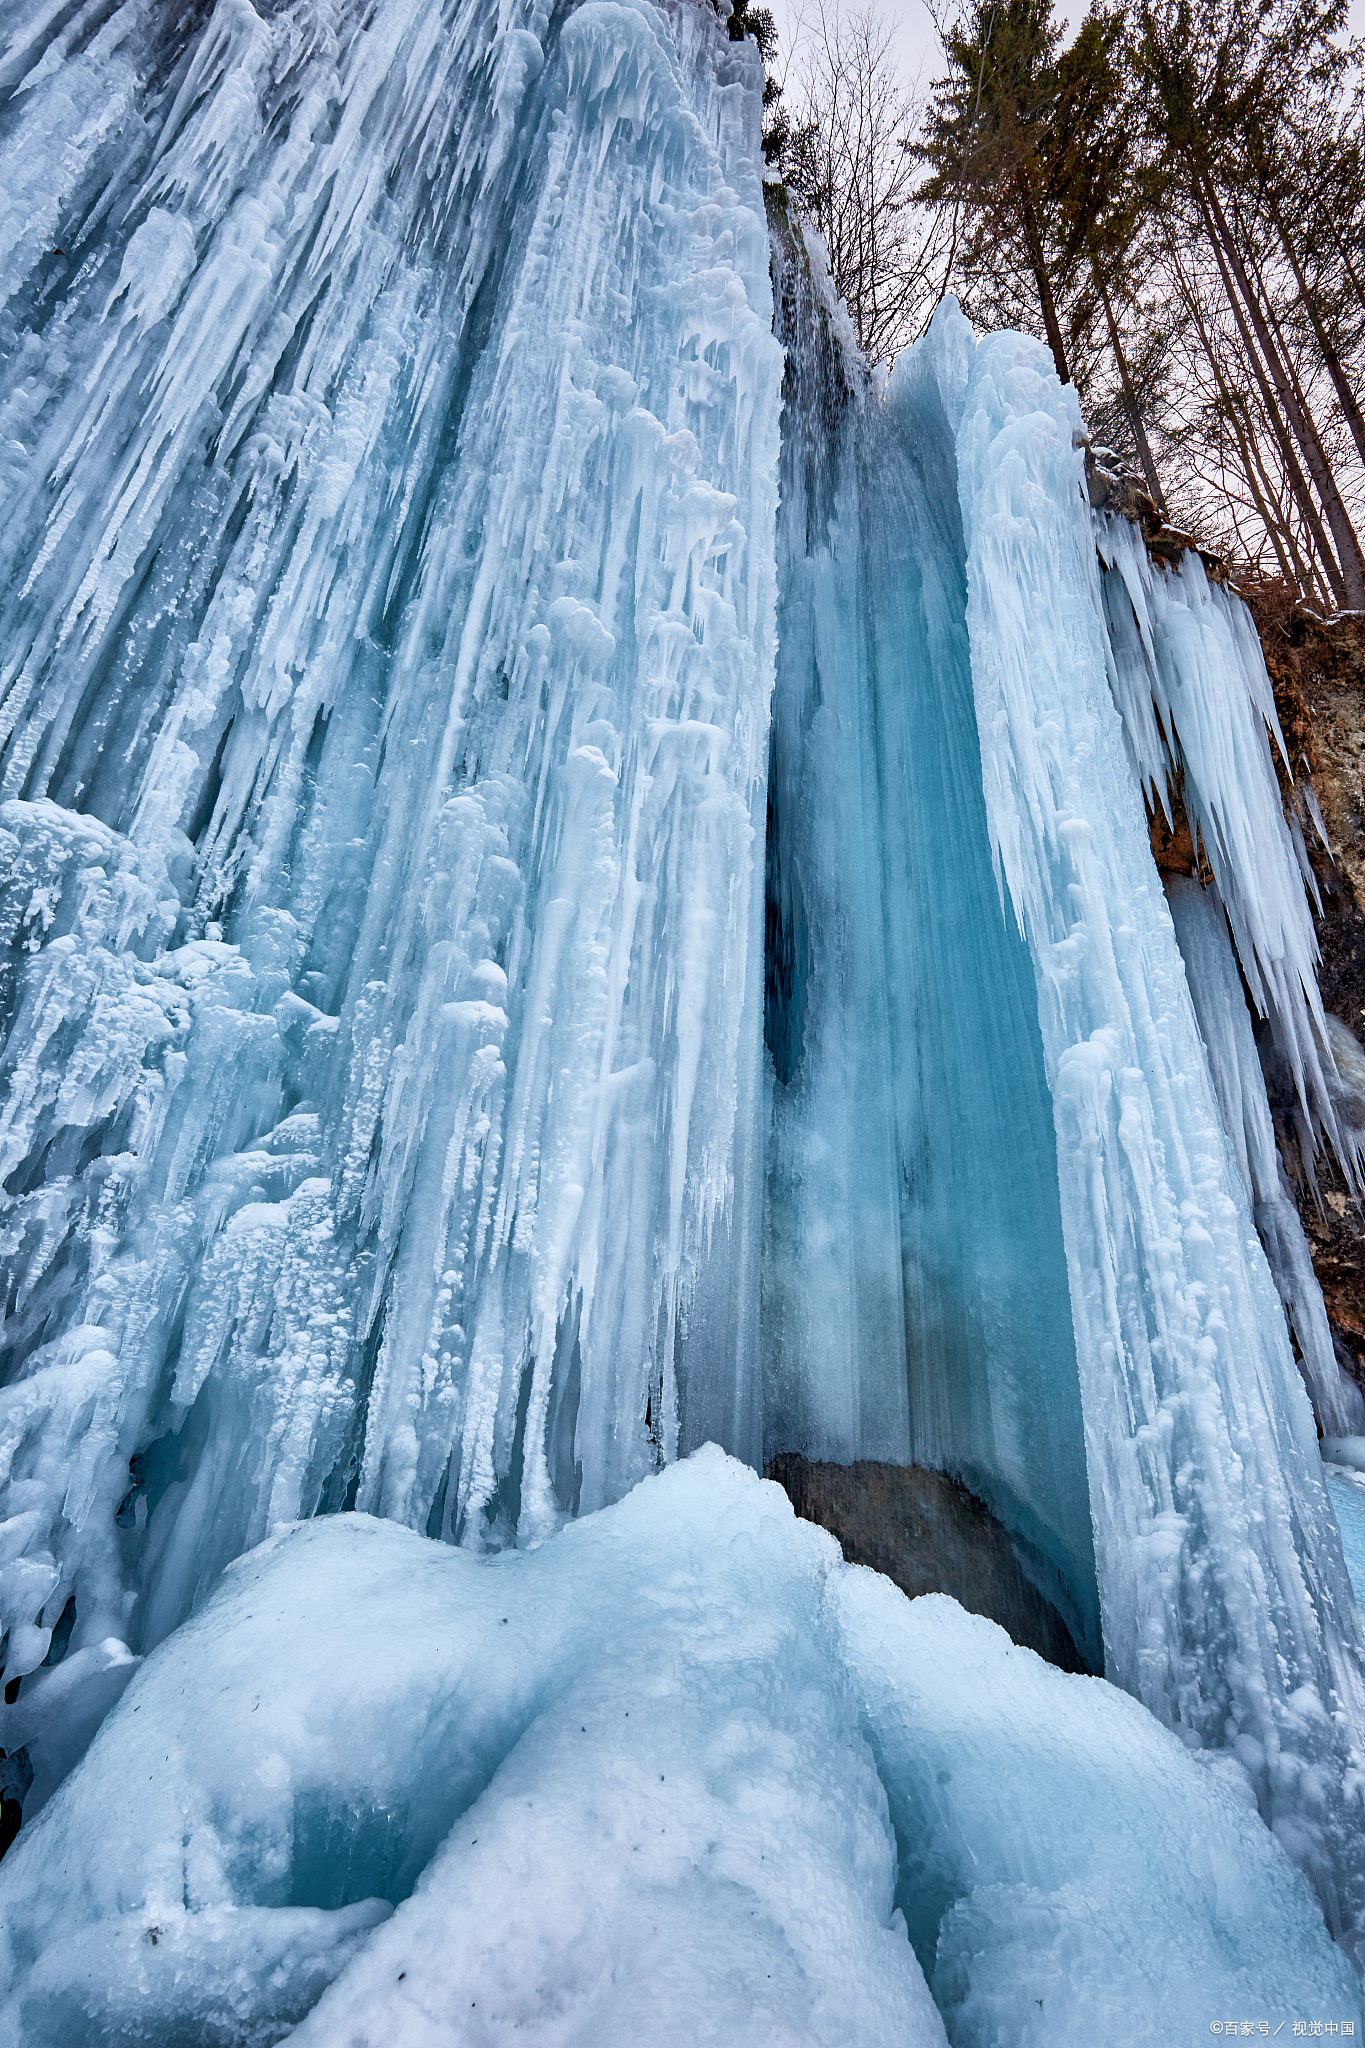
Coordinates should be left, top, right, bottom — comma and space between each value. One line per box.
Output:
731, 0, 1365, 605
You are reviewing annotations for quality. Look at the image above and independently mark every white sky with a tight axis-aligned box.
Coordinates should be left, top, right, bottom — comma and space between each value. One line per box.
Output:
765, 0, 1365, 104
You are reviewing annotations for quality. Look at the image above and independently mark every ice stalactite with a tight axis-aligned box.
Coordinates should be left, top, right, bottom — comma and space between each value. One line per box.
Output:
1100, 515, 1355, 1187
1169, 874, 1365, 1438
0, 0, 780, 1809
955, 318, 1365, 1958
1098, 513, 1365, 1435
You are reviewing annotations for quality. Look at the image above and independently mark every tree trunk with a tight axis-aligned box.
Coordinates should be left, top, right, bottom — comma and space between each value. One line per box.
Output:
1227, 394, 1297, 583
1092, 259, 1167, 516
1269, 193, 1365, 475
1200, 173, 1365, 609
1331, 225, 1365, 316
1165, 223, 1320, 599
1192, 178, 1348, 605
1015, 165, 1070, 384
1234, 391, 1323, 600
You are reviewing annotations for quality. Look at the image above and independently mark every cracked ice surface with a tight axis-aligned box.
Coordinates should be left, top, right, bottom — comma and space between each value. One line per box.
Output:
0, 0, 779, 1806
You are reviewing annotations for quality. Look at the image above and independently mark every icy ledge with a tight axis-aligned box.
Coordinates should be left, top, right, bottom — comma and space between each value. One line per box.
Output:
0, 1450, 1354, 2046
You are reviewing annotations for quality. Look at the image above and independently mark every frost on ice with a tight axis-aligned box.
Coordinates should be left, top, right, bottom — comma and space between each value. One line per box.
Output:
3, 0, 1365, 2030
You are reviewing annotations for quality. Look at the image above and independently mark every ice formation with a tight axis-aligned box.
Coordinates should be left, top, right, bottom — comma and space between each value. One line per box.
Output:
1327, 1454, 1365, 1610
956, 325, 1365, 1942
761, 214, 1099, 1666
1, 1452, 1359, 2047
0, 0, 779, 1732
3, 0, 1365, 2030
1099, 516, 1354, 1178
1170, 873, 1365, 1438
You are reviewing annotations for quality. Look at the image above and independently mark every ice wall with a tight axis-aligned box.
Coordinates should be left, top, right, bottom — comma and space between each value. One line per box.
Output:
761, 213, 1099, 1666
0, 0, 780, 1799
955, 322, 1365, 1958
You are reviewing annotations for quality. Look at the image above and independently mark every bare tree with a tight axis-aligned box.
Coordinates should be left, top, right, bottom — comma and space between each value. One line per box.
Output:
776, 1, 949, 362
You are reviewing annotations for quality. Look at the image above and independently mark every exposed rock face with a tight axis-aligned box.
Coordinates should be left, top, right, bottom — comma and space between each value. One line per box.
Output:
765, 1454, 1092, 1675
1086, 448, 1160, 529
1084, 446, 1226, 577
1146, 771, 1214, 883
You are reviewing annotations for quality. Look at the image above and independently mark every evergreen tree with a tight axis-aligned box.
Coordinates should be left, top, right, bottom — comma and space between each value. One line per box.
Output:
914, 0, 1073, 383
1050, 6, 1168, 508
721, 0, 788, 162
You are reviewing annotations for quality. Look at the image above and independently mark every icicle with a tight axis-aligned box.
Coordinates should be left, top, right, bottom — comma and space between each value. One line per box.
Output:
1168, 874, 1365, 1436
1098, 516, 1356, 1188
0, 0, 780, 1810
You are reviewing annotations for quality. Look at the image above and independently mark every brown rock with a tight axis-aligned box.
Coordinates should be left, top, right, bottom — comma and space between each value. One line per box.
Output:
1147, 772, 1213, 882
1086, 454, 1159, 531
765, 1453, 1092, 1675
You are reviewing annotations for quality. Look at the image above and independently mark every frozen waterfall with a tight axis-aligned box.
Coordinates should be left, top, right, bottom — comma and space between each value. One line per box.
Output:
2, 0, 1365, 2033
0, 0, 780, 1718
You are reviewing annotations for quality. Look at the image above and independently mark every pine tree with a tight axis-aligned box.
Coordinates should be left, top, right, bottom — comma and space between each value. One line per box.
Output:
915, 0, 1073, 383
1049, 7, 1168, 509
721, 0, 788, 162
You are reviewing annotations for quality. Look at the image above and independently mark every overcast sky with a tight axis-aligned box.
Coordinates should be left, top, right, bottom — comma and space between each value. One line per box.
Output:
765, 0, 1093, 100
764, 0, 1365, 105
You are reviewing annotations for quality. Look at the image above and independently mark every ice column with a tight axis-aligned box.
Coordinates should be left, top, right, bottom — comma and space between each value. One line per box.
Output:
956, 321, 1365, 1955
761, 233, 1099, 1663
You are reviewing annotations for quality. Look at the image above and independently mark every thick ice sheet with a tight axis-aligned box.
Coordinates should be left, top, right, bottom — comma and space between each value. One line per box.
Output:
761, 224, 1097, 1665
0, 1452, 1353, 2047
